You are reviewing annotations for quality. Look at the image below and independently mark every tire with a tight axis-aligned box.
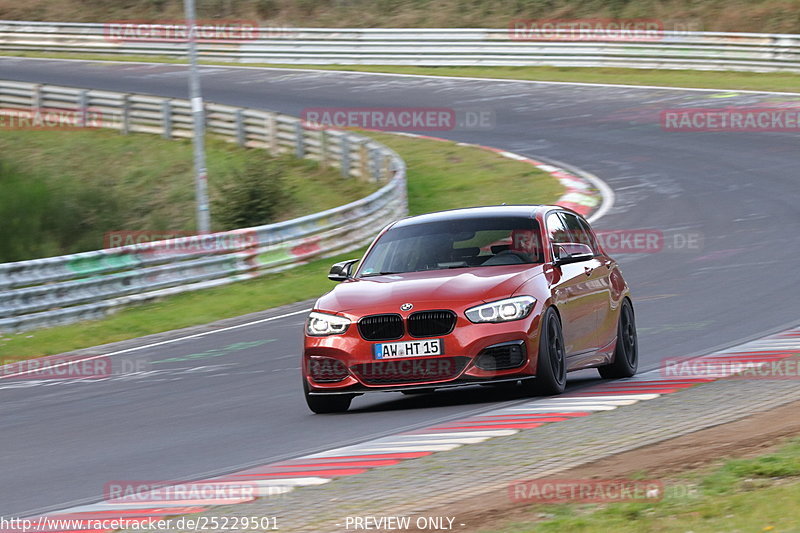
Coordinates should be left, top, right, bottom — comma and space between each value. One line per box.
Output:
598, 299, 638, 379
521, 308, 566, 396
303, 380, 354, 413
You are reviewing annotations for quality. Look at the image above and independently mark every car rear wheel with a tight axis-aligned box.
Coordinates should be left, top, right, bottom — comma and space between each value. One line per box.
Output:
522, 308, 566, 396
598, 299, 638, 379
303, 380, 354, 413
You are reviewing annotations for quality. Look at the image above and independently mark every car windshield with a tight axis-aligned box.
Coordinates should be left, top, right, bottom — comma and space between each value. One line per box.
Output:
358, 216, 543, 277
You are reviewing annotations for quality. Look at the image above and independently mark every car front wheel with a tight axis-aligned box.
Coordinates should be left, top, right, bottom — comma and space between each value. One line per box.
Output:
522, 308, 566, 396
598, 299, 638, 379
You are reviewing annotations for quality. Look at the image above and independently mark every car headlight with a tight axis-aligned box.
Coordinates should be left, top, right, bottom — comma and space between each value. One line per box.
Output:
306, 311, 351, 336
465, 296, 536, 323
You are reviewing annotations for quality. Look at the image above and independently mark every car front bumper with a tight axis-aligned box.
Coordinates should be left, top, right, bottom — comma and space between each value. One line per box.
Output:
303, 312, 542, 394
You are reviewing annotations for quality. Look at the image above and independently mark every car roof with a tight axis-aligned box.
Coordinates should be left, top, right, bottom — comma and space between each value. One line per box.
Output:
391, 205, 572, 228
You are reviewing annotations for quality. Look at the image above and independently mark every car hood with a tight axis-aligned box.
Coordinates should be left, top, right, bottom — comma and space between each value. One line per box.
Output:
316, 265, 543, 313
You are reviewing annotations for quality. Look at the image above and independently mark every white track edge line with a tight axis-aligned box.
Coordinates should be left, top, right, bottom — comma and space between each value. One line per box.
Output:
0, 308, 311, 379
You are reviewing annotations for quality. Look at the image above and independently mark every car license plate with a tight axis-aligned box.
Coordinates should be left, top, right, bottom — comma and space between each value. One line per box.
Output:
373, 339, 443, 359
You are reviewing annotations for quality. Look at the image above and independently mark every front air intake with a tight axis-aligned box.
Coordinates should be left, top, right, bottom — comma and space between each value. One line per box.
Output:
475, 341, 527, 371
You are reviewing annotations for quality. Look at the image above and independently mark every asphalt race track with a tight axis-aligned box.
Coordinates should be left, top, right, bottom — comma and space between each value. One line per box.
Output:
1, 57, 799, 517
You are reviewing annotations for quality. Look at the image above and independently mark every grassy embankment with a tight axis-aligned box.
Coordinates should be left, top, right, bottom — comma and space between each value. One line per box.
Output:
0, 130, 563, 359
0, 129, 376, 262
484, 436, 800, 532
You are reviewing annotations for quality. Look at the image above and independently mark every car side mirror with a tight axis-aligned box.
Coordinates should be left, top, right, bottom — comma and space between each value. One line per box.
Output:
328, 259, 359, 281
553, 243, 594, 265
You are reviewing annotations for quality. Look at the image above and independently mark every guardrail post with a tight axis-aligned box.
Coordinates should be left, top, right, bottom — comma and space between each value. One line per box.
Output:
319, 129, 328, 168
77, 89, 88, 128
358, 140, 369, 181
235, 109, 246, 147
120, 94, 130, 134
369, 147, 382, 182
340, 136, 350, 178
382, 153, 393, 181
294, 121, 305, 158
266, 112, 278, 154
32, 84, 42, 110
162, 100, 172, 139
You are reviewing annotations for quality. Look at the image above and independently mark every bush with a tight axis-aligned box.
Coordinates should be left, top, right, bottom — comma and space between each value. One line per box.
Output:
211, 158, 291, 230
255, 0, 279, 18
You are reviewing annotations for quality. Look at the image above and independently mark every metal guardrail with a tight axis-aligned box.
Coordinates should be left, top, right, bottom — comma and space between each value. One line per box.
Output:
0, 80, 407, 333
1, 21, 799, 71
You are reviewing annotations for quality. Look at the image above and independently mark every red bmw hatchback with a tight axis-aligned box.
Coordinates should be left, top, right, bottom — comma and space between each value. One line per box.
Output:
302, 205, 637, 413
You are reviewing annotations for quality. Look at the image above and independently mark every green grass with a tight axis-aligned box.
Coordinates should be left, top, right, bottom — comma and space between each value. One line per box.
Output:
5, 50, 799, 93
0, 133, 561, 360
0, 129, 376, 261
363, 131, 564, 216
483, 437, 800, 533
299, 65, 800, 94
4, 0, 800, 34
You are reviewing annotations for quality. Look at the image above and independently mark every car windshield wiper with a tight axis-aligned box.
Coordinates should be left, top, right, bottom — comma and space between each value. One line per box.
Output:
361, 271, 404, 277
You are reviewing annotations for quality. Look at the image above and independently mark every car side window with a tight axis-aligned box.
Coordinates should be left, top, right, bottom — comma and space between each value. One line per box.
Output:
559, 212, 596, 253
577, 217, 601, 255
546, 212, 568, 246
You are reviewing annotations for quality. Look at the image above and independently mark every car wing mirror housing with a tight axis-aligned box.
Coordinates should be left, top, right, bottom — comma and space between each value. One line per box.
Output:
328, 259, 360, 281
553, 243, 594, 265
